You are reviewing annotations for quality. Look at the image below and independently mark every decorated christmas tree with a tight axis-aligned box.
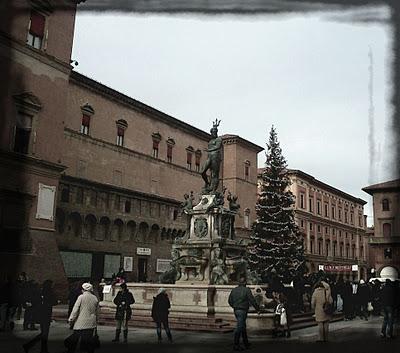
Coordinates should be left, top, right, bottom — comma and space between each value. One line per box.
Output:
247, 126, 305, 284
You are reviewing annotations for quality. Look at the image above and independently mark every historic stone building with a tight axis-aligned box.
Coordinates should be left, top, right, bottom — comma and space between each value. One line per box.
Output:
258, 169, 369, 280
1, 1, 262, 289
362, 179, 400, 280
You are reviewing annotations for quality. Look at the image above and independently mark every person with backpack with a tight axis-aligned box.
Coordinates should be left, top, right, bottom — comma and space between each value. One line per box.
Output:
311, 281, 333, 342
112, 283, 135, 343
151, 288, 172, 343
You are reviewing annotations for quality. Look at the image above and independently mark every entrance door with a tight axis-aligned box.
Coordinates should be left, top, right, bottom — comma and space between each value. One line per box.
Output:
138, 258, 148, 282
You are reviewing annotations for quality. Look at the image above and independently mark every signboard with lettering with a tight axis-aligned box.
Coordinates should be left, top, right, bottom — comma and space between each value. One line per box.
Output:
136, 247, 151, 256
321, 265, 357, 272
156, 259, 172, 273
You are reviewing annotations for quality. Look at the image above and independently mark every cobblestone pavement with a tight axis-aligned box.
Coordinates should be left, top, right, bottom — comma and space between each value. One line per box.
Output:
1, 316, 399, 353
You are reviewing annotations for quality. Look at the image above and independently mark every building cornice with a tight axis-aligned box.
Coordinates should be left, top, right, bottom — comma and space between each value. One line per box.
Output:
64, 128, 204, 178
0, 31, 72, 74
369, 236, 400, 245
285, 169, 367, 206
0, 149, 67, 178
69, 71, 211, 142
222, 135, 264, 153
60, 174, 182, 207
294, 209, 366, 233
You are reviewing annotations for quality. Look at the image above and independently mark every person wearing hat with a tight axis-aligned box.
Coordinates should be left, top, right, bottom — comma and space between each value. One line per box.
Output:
112, 283, 135, 343
151, 288, 172, 343
66, 283, 99, 353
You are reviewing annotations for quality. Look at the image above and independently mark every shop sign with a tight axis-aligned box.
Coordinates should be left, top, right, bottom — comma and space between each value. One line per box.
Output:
136, 247, 151, 256
322, 265, 352, 272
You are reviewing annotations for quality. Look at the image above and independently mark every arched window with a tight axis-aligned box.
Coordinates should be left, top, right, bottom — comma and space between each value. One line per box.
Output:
383, 223, 392, 237
382, 199, 390, 211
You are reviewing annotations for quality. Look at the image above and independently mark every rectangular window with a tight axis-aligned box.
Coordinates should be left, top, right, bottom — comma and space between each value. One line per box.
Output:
309, 198, 313, 213
344, 211, 348, 223
325, 227, 328, 235
359, 216, 362, 227
114, 195, 120, 210
116, 126, 124, 147
300, 219, 304, 228
318, 242, 322, 255
187, 152, 192, 170
244, 164, 250, 181
309, 222, 313, 231
333, 243, 336, 257
331, 206, 335, 219
14, 113, 32, 154
326, 243, 329, 256
310, 240, 314, 254
300, 194, 305, 209
317, 200, 321, 215
317, 225, 321, 233
76, 187, 84, 204
195, 153, 201, 172
338, 208, 342, 221
167, 145, 172, 163
324, 203, 328, 217
80, 114, 90, 135
152, 141, 159, 158
350, 212, 353, 224
27, 11, 45, 49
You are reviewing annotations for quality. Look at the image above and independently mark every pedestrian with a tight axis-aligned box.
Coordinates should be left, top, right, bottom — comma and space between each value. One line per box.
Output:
151, 288, 172, 343
357, 279, 370, 320
66, 283, 99, 353
23, 280, 40, 331
16, 272, 28, 320
228, 277, 260, 351
342, 280, 353, 320
22, 280, 58, 353
380, 279, 395, 339
112, 282, 135, 343
272, 292, 291, 338
371, 280, 382, 316
311, 280, 333, 342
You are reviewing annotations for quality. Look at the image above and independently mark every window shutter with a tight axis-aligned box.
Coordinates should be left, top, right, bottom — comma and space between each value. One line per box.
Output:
30, 11, 45, 37
82, 114, 90, 126
153, 140, 159, 149
117, 126, 125, 136
187, 152, 192, 164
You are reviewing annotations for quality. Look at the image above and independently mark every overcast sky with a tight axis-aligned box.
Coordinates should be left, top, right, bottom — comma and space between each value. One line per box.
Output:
71, 5, 393, 225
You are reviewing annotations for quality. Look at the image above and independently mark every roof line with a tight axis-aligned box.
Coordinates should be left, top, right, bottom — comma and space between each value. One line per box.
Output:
70, 70, 211, 141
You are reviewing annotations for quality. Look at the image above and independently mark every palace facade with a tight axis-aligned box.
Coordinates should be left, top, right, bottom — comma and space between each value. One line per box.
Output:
258, 169, 368, 280
0, 1, 262, 291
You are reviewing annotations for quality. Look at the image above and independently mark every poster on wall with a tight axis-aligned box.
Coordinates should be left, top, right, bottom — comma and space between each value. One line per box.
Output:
36, 183, 56, 221
103, 254, 121, 278
123, 256, 133, 272
156, 259, 172, 273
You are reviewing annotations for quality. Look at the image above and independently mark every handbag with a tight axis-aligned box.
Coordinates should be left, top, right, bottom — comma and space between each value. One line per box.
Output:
323, 289, 334, 315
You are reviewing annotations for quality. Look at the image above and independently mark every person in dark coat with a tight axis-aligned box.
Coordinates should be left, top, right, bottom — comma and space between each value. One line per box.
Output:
380, 279, 396, 338
371, 280, 382, 316
22, 280, 58, 353
112, 283, 135, 343
151, 288, 172, 343
228, 277, 260, 351
357, 279, 370, 320
23, 280, 41, 331
342, 280, 353, 320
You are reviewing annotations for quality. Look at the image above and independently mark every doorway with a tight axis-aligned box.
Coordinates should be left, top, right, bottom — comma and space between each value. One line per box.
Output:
138, 257, 148, 282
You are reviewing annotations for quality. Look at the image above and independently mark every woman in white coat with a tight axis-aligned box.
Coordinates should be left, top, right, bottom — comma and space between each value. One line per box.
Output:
311, 281, 333, 342
66, 283, 99, 353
